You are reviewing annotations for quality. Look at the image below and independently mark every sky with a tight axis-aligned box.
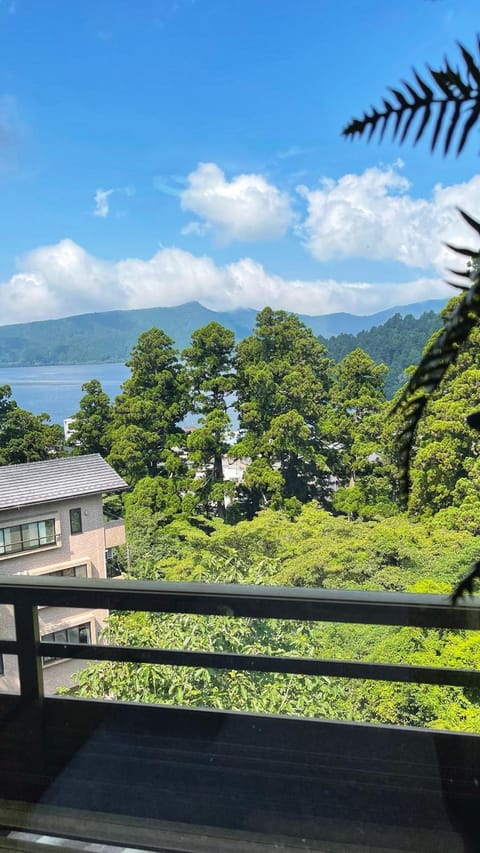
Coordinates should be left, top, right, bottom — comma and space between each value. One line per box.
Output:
0, 0, 479, 325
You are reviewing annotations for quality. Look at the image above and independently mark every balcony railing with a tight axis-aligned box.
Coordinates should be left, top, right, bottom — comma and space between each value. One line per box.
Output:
0, 576, 479, 851
1, 575, 480, 701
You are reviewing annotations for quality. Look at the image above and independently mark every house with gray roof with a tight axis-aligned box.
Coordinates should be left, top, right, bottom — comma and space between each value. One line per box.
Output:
0, 454, 128, 695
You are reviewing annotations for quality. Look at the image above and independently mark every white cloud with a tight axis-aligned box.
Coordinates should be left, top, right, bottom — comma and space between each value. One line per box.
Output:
181, 220, 210, 237
298, 162, 480, 271
0, 238, 449, 326
92, 185, 135, 218
180, 162, 294, 243
93, 188, 114, 218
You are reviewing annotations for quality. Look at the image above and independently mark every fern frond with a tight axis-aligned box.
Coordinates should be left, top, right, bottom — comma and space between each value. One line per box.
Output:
391, 210, 480, 505
343, 40, 480, 155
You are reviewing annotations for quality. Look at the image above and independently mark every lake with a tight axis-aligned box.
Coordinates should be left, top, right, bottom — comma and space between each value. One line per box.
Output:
0, 363, 129, 424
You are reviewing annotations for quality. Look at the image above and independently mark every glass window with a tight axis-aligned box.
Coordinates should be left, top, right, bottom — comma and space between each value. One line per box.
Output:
42, 622, 91, 664
0, 519, 56, 556
21, 522, 40, 550
38, 519, 55, 546
69, 508, 83, 535
78, 625, 90, 644
0, 655, 4, 677
4, 526, 22, 554
49, 563, 88, 579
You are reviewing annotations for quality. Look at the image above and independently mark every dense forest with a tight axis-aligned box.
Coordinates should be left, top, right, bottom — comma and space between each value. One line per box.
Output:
321, 310, 442, 398
2, 302, 480, 731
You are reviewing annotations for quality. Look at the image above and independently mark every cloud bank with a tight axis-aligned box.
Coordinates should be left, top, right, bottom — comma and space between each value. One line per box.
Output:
0, 238, 449, 326
298, 162, 480, 271
180, 162, 293, 243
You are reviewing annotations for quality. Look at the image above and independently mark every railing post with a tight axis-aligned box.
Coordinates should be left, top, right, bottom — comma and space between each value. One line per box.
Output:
14, 600, 44, 701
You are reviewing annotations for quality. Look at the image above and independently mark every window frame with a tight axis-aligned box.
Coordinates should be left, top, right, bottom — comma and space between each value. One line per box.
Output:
0, 518, 56, 557
69, 507, 83, 535
41, 620, 93, 666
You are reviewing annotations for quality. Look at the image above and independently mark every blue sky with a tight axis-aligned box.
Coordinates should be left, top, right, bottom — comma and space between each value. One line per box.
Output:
0, 0, 479, 323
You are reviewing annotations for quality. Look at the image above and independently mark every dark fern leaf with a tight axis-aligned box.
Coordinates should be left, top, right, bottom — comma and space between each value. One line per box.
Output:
391, 210, 480, 506
343, 39, 480, 155
444, 99, 462, 154
431, 99, 448, 151
459, 208, 480, 235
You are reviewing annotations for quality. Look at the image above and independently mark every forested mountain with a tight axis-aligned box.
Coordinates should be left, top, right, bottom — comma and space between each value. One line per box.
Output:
321, 311, 443, 398
0, 298, 446, 366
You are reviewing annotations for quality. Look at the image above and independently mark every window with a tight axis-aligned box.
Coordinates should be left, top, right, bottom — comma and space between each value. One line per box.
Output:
0, 655, 4, 677
69, 508, 83, 535
49, 563, 88, 579
42, 622, 92, 665
0, 518, 56, 556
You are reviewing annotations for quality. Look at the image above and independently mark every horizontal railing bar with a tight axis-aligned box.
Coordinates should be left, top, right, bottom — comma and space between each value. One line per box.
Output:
0, 576, 479, 629
37, 642, 480, 688
0, 640, 17, 654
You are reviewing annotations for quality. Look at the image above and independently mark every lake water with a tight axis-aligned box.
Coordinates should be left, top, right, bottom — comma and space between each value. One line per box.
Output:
0, 363, 239, 431
0, 363, 130, 424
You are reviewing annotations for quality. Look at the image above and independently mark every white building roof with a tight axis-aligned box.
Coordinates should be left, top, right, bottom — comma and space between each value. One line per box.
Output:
0, 454, 128, 511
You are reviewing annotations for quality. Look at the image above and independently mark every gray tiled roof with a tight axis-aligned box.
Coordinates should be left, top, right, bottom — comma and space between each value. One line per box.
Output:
0, 454, 128, 511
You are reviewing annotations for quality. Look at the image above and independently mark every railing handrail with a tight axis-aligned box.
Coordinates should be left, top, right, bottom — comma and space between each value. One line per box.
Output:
1, 576, 480, 704
0, 575, 479, 628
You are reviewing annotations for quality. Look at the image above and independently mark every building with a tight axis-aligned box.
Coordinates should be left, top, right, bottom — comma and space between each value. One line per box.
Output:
0, 454, 128, 695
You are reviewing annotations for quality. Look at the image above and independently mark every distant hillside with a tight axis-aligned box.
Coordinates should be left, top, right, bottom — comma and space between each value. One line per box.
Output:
0, 299, 447, 367
321, 310, 443, 398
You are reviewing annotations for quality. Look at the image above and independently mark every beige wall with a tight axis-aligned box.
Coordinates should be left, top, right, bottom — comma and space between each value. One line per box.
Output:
104, 518, 126, 550
0, 493, 123, 695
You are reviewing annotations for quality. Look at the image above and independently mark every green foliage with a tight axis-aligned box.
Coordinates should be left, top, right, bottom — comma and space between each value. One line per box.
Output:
75, 502, 480, 730
108, 328, 189, 482
392, 259, 480, 507
235, 308, 333, 512
183, 323, 235, 518
0, 385, 64, 464
322, 311, 442, 398
69, 379, 112, 455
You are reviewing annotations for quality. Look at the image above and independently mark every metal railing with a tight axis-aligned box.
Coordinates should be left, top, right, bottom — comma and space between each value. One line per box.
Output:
0, 575, 480, 705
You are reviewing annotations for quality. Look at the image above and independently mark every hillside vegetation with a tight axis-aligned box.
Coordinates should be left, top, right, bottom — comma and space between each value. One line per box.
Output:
321, 311, 443, 397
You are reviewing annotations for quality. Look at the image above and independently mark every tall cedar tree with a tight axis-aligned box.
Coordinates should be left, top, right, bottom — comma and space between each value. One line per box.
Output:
322, 350, 397, 519
108, 328, 189, 483
69, 379, 112, 456
183, 322, 235, 518
235, 308, 333, 513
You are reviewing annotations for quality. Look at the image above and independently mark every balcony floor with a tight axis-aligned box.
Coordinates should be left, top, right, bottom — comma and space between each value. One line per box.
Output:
0, 695, 479, 852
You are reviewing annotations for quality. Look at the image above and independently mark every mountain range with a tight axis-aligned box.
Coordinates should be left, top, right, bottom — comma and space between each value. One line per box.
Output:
0, 299, 448, 367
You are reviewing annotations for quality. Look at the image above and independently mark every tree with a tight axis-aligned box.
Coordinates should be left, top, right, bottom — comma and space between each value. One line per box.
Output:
321, 349, 397, 519
321, 312, 443, 399
0, 385, 64, 464
108, 329, 189, 483
235, 308, 333, 513
183, 323, 236, 518
69, 379, 112, 456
